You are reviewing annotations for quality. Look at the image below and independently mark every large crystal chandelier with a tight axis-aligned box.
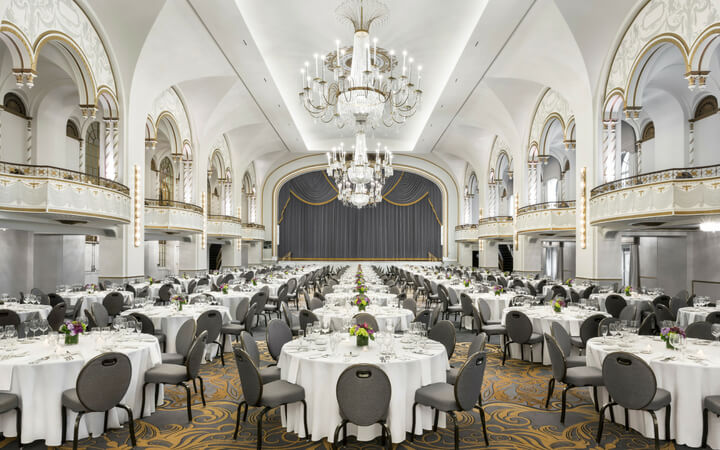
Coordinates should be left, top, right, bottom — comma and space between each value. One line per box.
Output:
326, 127, 393, 209
299, 0, 422, 130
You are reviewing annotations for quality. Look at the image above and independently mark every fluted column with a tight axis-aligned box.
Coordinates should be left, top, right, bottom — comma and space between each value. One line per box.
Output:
183, 160, 192, 203
25, 120, 31, 164
688, 121, 695, 167
636, 141, 642, 174
78, 139, 85, 172
104, 120, 113, 179
154, 170, 160, 198
602, 120, 617, 182
111, 120, 119, 180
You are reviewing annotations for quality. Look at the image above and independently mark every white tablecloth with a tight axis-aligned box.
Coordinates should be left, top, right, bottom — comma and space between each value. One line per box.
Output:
61, 291, 134, 315
324, 292, 397, 307
0, 332, 162, 445
189, 292, 251, 320
589, 293, 654, 313
278, 335, 448, 443
469, 293, 514, 322
502, 306, 609, 364
121, 305, 231, 354
333, 283, 388, 293
587, 335, 720, 448
1, 303, 51, 322
314, 306, 414, 332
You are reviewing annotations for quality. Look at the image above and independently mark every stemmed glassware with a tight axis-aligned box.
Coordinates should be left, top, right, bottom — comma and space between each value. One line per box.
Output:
712, 324, 720, 345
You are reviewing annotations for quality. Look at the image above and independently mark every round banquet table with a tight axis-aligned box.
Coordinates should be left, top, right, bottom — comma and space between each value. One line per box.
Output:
324, 292, 397, 307
676, 306, 718, 328
121, 304, 231, 354
278, 335, 448, 443
0, 332, 162, 445
60, 290, 134, 315
1, 303, 51, 322
502, 305, 609, 364
589, 292, 654, 313
586, 335, 720, 448
469, 293, 514, 322
314, 305, 415, 332
189, 292, 252, 320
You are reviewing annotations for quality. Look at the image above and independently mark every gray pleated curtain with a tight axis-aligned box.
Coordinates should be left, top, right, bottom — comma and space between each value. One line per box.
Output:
277, 170, 442, 259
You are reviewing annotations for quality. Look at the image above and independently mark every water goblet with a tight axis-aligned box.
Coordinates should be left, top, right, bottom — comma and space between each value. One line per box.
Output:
599, 324, 609, 343
712, 324, 720, 344
40, 319, 49, 336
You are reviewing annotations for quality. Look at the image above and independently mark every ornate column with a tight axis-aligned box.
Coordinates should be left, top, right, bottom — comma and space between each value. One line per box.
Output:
25, 120, 32, 164
487, 183, 496, 217
104, 119, 113, 179
688, 121, 695, 167
154, 169, 160, 199
636, 141, 643, 174
224, 180, 232, 215
250, 188, 257, 223
463, 187, 470, 224
78, 139, 85, 172
183, 160, 192, 203
602, 120, 617, 182
528, 163, 538, 205
0, 114, 3, 161
111, 119, 119, 180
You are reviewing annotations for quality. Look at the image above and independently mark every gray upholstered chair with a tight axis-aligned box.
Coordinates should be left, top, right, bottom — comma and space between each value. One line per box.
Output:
0, 392, 20, 447
549, 322, 585, 368
265, 283, 286, 321
473, 305, 506, 348
652, 295, 671, 308
544, 334, 603, 423
281, 301, 300, 336
333, 364, 392, 449
285, 278, 298, 309
447, 332, 487, 384
476, 298, 500, 325
402, 298, 418, 317
240, 331, 280, 383
686, 321, 714, 340
570, 313, 606, 352
298, 309, 319, 332
266, 319, 292, 363
639, 313, 657, 335
413, 309, 431, 328
429, 320, 456, 359
232, 347, 309, 447
429, 304, 442, 329
598, 317, 619, 335
129, 312, 166, 351
102, 292, 125, 316
411, 351, 489, 449
654, 304, 674, 326
161, 319, 196, 365
66, 297, 84, 320
445, 288, 463, 323
502, 310, 543, 365
31, 288, 50, 305
297, 288, 311, 310
221, 301, 254, 349
619, 304, 638, 321
197, 309, 225, 366
61, 352, 136, 450
707, 311, 720, 324
47, 302, 67, 331
48, 293, 65, 307
605, 294, 627, 318
702, 395, 720, 447
459, 293, 475, 329
90, 303, 109, 328
669, 297, 687, 320
142, 331, 208, 421
308, 297, 324, 311
353, 313, 379, 333
158, 283, 175, 304
596, 352, 671, 450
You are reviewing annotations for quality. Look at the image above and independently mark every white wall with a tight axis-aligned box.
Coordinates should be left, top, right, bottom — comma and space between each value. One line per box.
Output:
2, 111, 27, 164
0, 230, 33, 297
693, 114, 720, 167
688, 231, 720, 297
32, 235, 85, 293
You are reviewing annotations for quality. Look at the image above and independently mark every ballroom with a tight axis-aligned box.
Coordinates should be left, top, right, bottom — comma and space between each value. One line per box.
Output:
2, 0, 720, 449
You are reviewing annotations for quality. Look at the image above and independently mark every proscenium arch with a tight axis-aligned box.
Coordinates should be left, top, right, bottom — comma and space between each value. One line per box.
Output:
269, 161, 452, 259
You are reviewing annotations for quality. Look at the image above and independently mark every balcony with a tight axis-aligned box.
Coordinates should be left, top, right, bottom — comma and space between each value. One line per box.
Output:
516, 201, 576, 236
144, 199, 203, 238
454, 224, 479, 242
207, 215, 243, 238
589, 164, 720, 229
0, 161, 131, 232
241, 222, 265, 241
477, 216, 514, 239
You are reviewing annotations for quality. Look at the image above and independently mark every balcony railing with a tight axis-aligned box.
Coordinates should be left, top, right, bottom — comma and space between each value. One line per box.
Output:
478, 216, 513, 225
145, 198, 203, 214
518, 201, 575, 215
208, 215, 242, 224
590, 164, 720, 198
242, 222, 265, 230
454, 224, 478, 231
0, 160, 129, 195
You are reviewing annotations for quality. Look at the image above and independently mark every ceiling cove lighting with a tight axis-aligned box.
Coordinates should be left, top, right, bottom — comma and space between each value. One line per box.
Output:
299, 0, 422, 131
700, 220, 720, 232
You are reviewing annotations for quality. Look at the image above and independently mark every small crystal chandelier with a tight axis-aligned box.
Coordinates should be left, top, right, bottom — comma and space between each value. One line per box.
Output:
326, 129, 393, 209
299, 0, 422, 131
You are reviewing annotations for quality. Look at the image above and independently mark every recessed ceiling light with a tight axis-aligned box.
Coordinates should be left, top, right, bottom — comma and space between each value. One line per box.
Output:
700, 221, 720, 232
263, 78, 267, 83
243, 40, 247, 46
475, 41, 479, 47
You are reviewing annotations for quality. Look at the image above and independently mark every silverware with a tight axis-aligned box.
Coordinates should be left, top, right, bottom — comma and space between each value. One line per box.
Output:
28, 355, 50, 365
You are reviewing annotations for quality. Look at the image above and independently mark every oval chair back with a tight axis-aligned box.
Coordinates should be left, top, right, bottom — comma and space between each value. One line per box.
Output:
413, 309, 431, 327
602, 352, 657, 410
244, 303, 258, 330
174, 319, 197, 358
579, 314, 606, 345
234, 299, 249, 324
48, 293, 65, 307
276, 284, 289, 303
429, 304, 442, 327
287, 278, 297, 295
428, 320, 456, 359
544, 333, 567, 382
336, 364, 391, 426
685, 321, 714, 340
72, 297, 85, 321
597, 317, 618, 335
102, 292, 125, 316
402, 298, 417, 317
266, 319, 292, 361
652, 295, 671, 308
669, 297, 687, 320
581, 285, 595, 299
638, 313, 657, 335
309, 297, 324, 311
353, 313, 379, 333
240, 331, 261, 366
469, 332, 488, 356
459, 293, 474, 317
233, 347, 263, 406
505, 310, 534, 344
298, 309, 319, 332
186, 331, 208, 379
90, 303, 109, 327
281, 301, 293, 329
47, 302, 67, 331
454, 351, 488, 411
550, 321, 573, 356
619, 305, 638, 321
76, 352, 132, 411
188, 280, 198, 295
706, 311, 720, 324
196, 310, 223, 342
158, 284, 174, 303
476, 299, 493, 325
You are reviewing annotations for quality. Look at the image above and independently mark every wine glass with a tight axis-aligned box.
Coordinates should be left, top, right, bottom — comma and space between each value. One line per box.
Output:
40, 319, 49, 336
712, 324, 720, 344
30, 319, 40, 339
296, 330, 305, 351
599, 324, 609, 343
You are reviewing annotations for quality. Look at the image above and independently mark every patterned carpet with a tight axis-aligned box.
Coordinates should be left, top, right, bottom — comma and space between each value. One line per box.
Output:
0, 328, 690, 449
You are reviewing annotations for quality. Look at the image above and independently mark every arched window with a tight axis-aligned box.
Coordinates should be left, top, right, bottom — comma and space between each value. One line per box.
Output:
159, 157, 174, 201
3, 93, 26, 117
641, 122, 654, 141
694, 96, 718, 121
85, 122, 100, 177
66, 120, 79, 139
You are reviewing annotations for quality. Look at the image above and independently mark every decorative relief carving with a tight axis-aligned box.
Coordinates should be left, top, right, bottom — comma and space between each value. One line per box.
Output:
528, 88, 573, 150
147, 88, 192, 146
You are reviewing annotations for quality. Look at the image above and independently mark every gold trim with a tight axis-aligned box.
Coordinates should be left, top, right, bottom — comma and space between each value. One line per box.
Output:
0, 205, 130, 223
144, 225, 202, 233
590, 208, 720, 225
692, 279, 720, 295
277, 196, 291, 224
428, 198, 442, 226
289, 189, 337, 206
516, 226, 576, 234
383, 171, 405, 196
0, 173, 130, 198
285, 257, 435, 261
383, 191, 428, 206
323, 171, 338, 193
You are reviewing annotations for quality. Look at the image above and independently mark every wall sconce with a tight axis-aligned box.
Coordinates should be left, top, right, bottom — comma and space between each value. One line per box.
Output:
201, 192, 207, 249
133, 165, 141, 247
580, 167, 587, 249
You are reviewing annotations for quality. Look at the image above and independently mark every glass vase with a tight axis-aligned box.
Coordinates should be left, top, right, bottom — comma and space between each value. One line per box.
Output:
356, 334, 369, 347
64, 334, 79, 345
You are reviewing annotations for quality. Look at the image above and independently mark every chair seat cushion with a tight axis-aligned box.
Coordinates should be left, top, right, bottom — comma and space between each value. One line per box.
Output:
447, 305, 463, 312
260, 380, 305, 408
222, 324, 246, 335
570, 336, 585, 348
260, 366, 281, 383
446, 367, 460, 385
61, 389, 84, 412
483, 320, 501, 326
565, 366, 603, 386
704, 395, 720, 414
0, 393, 18, 413
483, 324, 507, 335
153, 332, 166, 343
144, 363, 188, 385
645, 388, 672, 411
526, 333, 543, 344
415, 382, 459, 412
566, 355, 587, 368
264, 305, 278, 311
161, 352, 184, 365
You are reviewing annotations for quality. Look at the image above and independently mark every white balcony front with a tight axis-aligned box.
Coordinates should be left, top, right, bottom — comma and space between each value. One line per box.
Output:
516, 201, 576, 236
144, 199, 204, 239
242, 223, 265, 241
207, 215, 243, 239
477, 216, 514, 240
454, 224, 479, 242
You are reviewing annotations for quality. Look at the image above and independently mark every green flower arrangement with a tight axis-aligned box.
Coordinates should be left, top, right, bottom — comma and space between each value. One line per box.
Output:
220, 283, 229, 294
552, 299, 566, 313
463, 279, 470, 287
624, 286, 631, 296
252, 278, 257, 286
565, 279, 572, 287
354, 295, 369, 311
171, 294, 186, 311
349, 323, 375, 347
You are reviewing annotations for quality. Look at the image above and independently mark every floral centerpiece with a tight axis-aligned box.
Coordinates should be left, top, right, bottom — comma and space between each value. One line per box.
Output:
220, 283, 229, 294
355, 284, 367, 295
251, 278, 257, 286
565, 279, 573, 287
84, 283, 97, 293
660, 326, 685, 350
354, 295, 369, 311
463, 279, 470, 288
148, 276, 154, 284
183, 273, 188, 279
552, 298, 566, 313
59, 320, 86, 345
171, 294, 186, 311
445, 274, 452, 280
493, 285, 504, 296
349, 322, 375, 347
624, 285, 632, 296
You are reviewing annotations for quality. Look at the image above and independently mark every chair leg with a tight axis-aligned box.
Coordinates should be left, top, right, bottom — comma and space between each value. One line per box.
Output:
14, 406, 21, 447
596, 402, 616, 444
561, 385, 572, 424
180, 382, 193, 422
381, 421, 392, 450
192, 378, 197, 393
648, 410, 659, 450
117, 404, 137, 446
343, 421, 348, 446
625, 408, 629, 431
234, 401, 246, 440
62, 406, 67, 444
332, 420, 346, 450
502, 341, 510, 365
520, 344, 525, 362
410, 402, 418, 442
545, 378, 555, 408
703, 408, 709, 448
448, 411, 459, 450
215, 341, 225, 366
256, 407, 270, 450
104, 410, 109, 432
433, 409, 439, 432
664, 404, 671, 441
198, 376, 206, 406
300, 400, 310, 441
476, 404, 489, 446
592, 386, 599, 412
73, 411, 85, 450
140, 383, 149, 419
155, 384, 160, 408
